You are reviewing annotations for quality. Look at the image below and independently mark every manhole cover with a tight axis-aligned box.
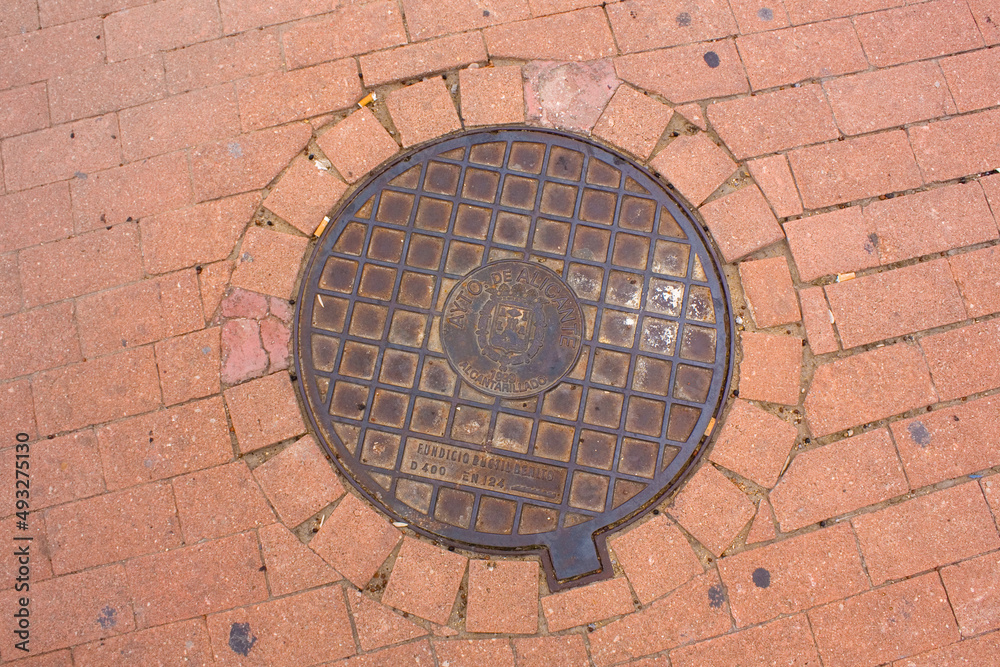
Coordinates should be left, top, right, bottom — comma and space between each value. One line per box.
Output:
294, 127, 733, 590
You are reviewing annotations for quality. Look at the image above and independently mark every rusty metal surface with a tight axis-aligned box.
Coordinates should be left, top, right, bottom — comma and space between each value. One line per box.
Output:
294, 127, 734, 590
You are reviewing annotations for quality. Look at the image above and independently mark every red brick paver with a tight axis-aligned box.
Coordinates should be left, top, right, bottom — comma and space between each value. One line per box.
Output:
709, 399, 798, 488
609, 514, 702, 604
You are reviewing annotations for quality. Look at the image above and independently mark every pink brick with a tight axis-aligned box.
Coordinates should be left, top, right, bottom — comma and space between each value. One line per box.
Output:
316, 108, 398, 185
893, 395, 1000, 487
48, 54, 165, 124
173, 461, 274, 542
738, 332, 802, 406
969, 0, 1000, 44
433, 639, 516, 667
709, 399, 798, 489
225, 372, 305, 452
669, 464, 755, 556
739, 256, 800, 328
0, 565, 133, 654
164, 28, 282, 94
825, 260, 967, 349
260, 523, 341, 597
385, 78, 462, 148
737, 20, 868, 90
708, 84, 839, 159
190, 123, 312, 202
222, 288, 268, 319
799, 287, 838, 354
542, 577, 636, 632
0, 0, 38, 36
588, 571, 732, 666
458, 65, 525, 127
400, 0, 530, 41
282, 1, 406, 70
826, 61, 956, 137
45, 482, 180, 574
104, 0, 220, 62
789, 131, 923, 209
893, 631, 1000, 667
0, 84, 49, 139
72, 619, 213, 666
942, 48, 1000, 114
236, 59, 361, 132
609, 514, 702, 604
0, 183, 72, 253
360, 32, 487, 87
71, 151, 192, 232
199, 260, 234, 320
941, 551, 1000, 637
33, 347, 161, 435
154, 327, 221, 405
524, 59, 619, 132
950, 246, 1000, 318
614, 39, 750, 104
126, 532, 267, 628
783, 207, 878, 282
854, 0, 983, 67
230, 227, 309, 300
466, 559, 539, 634
0, 429, 103, 511
0, 19, 104, 90
485, 8, 616, 61
699, 185, 784, 262
514, 635, 590, 667
809, 574, 960, 667
0, 252, 18, 315
854, 482, 999, 585
347, 587, 426, 652
206, 586, 355, 665
783, 0, 901, 24
771, 429, 908, 531
728, 0, 791, 33
0, 379, 36, 440
606, 0, 738, 53
746, 154, 802, 218
675, 103, 707, 130
76, 270, 203, 357
867, 182, 997, 265
650, 133, 736, 206
805, 342, 937, 437
141, 192, 259, 274
382, 537, 467, 624
0, 303, 80, 381
593, 85, 673, 160
19, 223, 142, 307
2, 113, 120, 191
264, 156, 347, 234
119, 85, 240, 162
307, 489, 395, 585
671, 616, 821, 667
218, 0, 337, 33
329, 640, 434, 667
253, 435, 345, 527
746, 501, 777, 544
921, 319, 1000, 400
220, 318, 267, 385
96, 397, 232, 490
909, 108, 1000, 183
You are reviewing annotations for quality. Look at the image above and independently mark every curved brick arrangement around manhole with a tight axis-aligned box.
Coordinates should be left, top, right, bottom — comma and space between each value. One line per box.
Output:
4, 3, 1000, 665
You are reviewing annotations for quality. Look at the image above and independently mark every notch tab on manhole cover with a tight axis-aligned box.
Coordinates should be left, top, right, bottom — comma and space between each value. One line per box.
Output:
294, 127, 733, 590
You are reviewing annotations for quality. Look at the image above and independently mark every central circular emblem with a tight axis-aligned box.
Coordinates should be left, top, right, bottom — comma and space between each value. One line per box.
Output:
440, 260, 584, 398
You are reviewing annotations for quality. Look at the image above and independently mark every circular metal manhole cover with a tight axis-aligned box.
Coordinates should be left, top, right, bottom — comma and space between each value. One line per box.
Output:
294, 127, 733, 590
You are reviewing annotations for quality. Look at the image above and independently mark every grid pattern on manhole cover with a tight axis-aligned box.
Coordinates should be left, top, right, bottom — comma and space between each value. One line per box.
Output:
294, 128, 733, 589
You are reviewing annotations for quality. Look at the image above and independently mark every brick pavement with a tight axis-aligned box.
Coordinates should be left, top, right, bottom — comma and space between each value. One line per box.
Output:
1, 1, 999, 664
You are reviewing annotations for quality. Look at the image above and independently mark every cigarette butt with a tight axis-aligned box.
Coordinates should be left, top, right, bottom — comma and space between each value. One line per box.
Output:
314, 216, 330, 237
837, 272, 855, 282
706, 417, 716, 434
358, 93, 375, 107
